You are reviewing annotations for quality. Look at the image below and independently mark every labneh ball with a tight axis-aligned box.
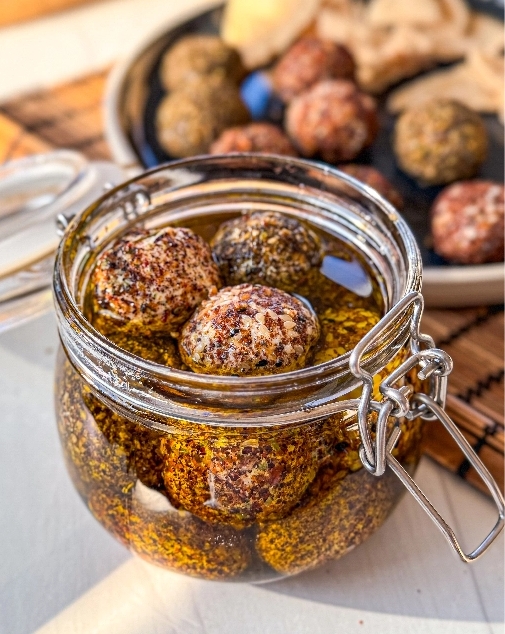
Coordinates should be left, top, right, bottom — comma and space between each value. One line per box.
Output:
90, 227, 221, 333
210, 122, 298, 156
339, 164, 404, 210
394, 100, 488, 185
211, 211, 321, 290
273, 38, 355, 103
431, 181, 504, 264
159, 34, 246, 91
285, 80, 379, 163
179, 284, 320, 376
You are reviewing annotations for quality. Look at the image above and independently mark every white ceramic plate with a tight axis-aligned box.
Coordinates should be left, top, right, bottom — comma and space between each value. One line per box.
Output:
104, 1, 504, 308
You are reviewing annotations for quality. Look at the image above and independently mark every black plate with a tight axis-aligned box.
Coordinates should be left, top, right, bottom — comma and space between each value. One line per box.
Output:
120, 2, 504, 269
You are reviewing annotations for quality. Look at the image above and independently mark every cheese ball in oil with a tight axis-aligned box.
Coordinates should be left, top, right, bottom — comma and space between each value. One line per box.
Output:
211, 211, 321, 290
160, 416, 341, 528
89, 227, 221, 335
178, 284, 320, 376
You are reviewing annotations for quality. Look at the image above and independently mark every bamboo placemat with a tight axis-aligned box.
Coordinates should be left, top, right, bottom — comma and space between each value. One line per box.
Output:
1, 70, 503, 496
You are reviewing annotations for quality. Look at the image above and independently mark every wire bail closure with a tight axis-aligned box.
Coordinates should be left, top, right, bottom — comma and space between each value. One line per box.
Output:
350, 291, 504, 562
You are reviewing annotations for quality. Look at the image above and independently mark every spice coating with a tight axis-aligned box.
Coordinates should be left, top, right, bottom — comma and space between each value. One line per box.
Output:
179, 284, 320, 376
210, 122, 298, 156
211, 211, 321, 290
340, 164, 404, 210
285, 80, 379, 162
273, 37, 355, 103
394, 99, 488, 185
90, 227, 221, 333
431, 180, 504, 264
159, 34, 246, 91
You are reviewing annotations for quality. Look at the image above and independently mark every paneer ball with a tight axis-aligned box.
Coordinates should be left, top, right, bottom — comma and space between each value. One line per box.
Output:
90, 227, 221, 334
159, 34, 246, 91
179, 284, 321, 376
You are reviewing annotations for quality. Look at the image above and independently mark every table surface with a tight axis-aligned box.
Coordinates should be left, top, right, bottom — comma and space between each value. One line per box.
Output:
0, 1, 503, 633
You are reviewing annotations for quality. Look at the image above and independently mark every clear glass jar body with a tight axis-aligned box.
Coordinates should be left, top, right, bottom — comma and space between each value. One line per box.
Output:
53, 155, 423, 582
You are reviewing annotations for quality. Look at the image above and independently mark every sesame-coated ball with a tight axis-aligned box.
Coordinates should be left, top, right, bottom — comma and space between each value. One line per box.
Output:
273, 38, 355, 103
159, 34, 246, 91
431, 181, 504, 264
90, 227, 221, 334
210, 122, 298, 156
179, 284, 320, 376
285, 80, 379, 163
394, 100, 488, 185
339, 164, 404, 210
211, 211, 321, 290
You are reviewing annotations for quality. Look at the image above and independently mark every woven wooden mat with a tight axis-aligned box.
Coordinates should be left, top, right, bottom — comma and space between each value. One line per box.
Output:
1, 70, 503, 496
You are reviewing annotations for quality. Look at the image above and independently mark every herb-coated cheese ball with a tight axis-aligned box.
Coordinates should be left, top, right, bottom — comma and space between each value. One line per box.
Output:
256, 464, 399, 575
159, 34, 246, 91
211, 211, 321, 290
394, 100, 488, 185
339, 164, 404, 210
256, 412, 423, 575
179, 284, 320, 376
90, 227, 221, 334
431, 181, 504, 264
285, 80, 379, 163
210, 122, 298, 156
273, 37, 355, 103
156, 77, 250, 157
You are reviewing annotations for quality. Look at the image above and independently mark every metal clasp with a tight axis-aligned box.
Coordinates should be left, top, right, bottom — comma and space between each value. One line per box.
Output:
350, 291, 505, 562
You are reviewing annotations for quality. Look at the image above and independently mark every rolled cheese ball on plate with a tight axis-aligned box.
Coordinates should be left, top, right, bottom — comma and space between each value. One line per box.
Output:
394, 100, 488, 185
179, 284, 321, 376
210, 122, 298, 156
90, 227, 221, 333
431, 181, 504, 264
273, 38, 355, 103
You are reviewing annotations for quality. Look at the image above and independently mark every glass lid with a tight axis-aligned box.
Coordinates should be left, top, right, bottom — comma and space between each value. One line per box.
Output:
0, 150, 124, 333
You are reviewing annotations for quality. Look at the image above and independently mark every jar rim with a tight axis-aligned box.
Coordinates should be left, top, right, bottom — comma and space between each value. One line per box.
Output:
53, 154, 422, 425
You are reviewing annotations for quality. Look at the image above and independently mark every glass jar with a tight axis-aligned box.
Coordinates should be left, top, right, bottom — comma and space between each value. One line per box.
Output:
52, 154, 503, 581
